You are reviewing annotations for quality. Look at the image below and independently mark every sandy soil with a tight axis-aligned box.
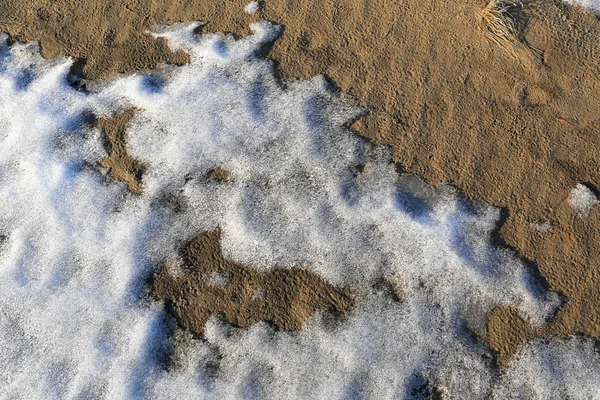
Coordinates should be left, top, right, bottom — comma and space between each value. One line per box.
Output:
152, 229, 353, 336
2, 0, 600, 366
97, 110, 146, 194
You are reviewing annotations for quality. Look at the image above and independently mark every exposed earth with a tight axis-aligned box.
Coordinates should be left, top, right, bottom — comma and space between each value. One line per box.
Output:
152, 229, 353, 337
2, 0, 600, 368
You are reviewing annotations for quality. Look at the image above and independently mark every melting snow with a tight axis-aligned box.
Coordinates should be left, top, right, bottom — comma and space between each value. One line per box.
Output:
0, 21, 595, 399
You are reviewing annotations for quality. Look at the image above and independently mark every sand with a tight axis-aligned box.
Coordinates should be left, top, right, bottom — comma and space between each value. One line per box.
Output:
98, 110, 146, 194
2, 0, 600, 366
151, 229, 354, 336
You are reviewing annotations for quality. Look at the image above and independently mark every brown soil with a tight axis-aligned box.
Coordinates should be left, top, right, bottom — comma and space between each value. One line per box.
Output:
205, 167, 231, 183
4, 0, 600, 365
485, 192, 600, 367
483, 307, 537, 367
97, 109, 145, 194
0, 0, 194, 79
152, 229, 354, 336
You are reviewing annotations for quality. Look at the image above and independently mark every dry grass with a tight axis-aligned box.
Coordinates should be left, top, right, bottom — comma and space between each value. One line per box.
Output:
479, 0, 521, 55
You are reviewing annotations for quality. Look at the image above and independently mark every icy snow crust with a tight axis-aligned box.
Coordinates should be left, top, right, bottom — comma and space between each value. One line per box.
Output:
0, 22, 597, 399
569, 183, 598, 217
244, 1, 261, 14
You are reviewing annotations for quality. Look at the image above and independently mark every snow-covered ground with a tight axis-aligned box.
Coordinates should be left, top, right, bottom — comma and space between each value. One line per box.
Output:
0, 18, 597, 399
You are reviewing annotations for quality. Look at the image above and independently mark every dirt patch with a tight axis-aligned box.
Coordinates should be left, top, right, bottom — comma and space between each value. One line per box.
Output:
152, 229, 354, 336
205, 167, 231, 183
484, 307, 537, 368
4, 0, 600, 365
97, 109, 145, 194
374, 277, 404, 303
485, 194, 600, 367
0, 0, 209, 79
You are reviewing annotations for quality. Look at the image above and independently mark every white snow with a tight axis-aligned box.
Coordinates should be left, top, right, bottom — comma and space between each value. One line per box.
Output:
569, 183, 598, 217
244, 1, 261, 14
566, 0, 600, 13
492, 337, 600, 400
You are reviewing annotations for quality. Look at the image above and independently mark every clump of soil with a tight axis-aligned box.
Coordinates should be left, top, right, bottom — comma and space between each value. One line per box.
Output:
205, 167, 231, 183
97, 110, 145, 194
483, 306, 537, 368
374, 277, 404, 303
5, 0, 600, 365
152, 229, 354, 337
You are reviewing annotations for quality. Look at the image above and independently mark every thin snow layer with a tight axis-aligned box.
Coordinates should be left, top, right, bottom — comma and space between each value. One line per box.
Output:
569, 183, 598, 217
0, 38, 169, 399
566, 0, 600, 13
492, 337, 600, 400
244, 1, 261, 14
0, 23, 595, 399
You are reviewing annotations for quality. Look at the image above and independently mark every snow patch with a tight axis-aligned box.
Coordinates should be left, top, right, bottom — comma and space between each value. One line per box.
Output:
245, 1, 261, 14
568, 183, 598, 217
